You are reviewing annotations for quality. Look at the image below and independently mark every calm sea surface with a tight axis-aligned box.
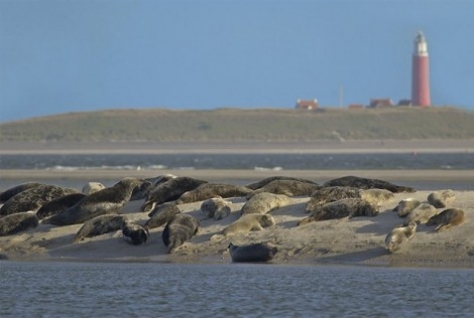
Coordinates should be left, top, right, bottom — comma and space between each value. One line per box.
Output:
1, 261, 474, 318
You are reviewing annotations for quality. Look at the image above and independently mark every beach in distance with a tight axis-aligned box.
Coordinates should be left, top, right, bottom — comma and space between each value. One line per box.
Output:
1, 139, 474, 268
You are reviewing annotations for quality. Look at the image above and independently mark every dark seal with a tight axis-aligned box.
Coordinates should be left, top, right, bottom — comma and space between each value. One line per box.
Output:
322, 175, 416, 193
0, 212, 39, 236
162, 214, 200, 253
228, 242, 278, 263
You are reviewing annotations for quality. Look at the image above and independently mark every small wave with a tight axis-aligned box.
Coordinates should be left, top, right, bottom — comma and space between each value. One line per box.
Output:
254, 166, 283, 171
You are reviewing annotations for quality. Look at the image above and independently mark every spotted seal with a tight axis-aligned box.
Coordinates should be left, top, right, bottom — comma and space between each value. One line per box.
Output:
0, 184, 79, 217
162, 214, 200, 253
228, 242, 278, 263
385, 222, 417, 253
45, 177, 147, 226
0, 212, 39, 236
322, 175, 416, 193
298, 198, 378, 226
426, 208, 466, 232
0, 182, 43, 204
73, 213, 127, 243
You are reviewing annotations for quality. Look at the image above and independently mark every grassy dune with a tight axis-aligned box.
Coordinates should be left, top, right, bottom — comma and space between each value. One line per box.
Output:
1, 107, 473, 142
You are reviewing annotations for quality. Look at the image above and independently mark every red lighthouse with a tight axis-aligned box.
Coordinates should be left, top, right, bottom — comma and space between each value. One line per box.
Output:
411, 31, 431, 107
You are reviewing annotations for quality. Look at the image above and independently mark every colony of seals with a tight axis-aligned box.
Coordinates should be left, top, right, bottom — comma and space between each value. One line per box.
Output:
228, 242, 278, 263
46, 177, 147, 226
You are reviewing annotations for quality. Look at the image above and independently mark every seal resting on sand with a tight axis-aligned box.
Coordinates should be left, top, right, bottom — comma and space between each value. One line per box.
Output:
36, 193, 87, 220
45, 177, 147, 226
240, 192, 292, 216
211, 214, 275, 240
299, 198, 378, 226
385, 222, 417, 253
427, 190, 456, 209
426, 208, 466, 232
176, 183, 251, 204
73, 214, 127, 243
322, 175, 416, 193
245, 176, 318, 190
247, 179, 321, 198
145, 203, 181, 229
0, 182, 43, 204
393, 198, 421, 218
162, 214, 200, 253
122, 222, 149, 245
0, 184, 79, 217
200, 197, 232, 220
404, 202, 438, 225
0, 212, 39, 236
228, 242, 278, 263
141, 176, 208, 211
82, 182, 105, 195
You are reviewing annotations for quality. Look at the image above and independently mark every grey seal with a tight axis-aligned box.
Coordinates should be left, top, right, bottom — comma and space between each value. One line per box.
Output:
0, 184, 79, 217
36, 193, 87, 220
0, 182, 43, 203
393, 198, 421, 218
323, 175, 416, 193
144, 202, 181, 229
176, 183, 251, 204
427, 189, 456, 208
404, 202, 438, 225
0, 212, 39, 236
45, 177, 147, 226
247, 179, 321, 198
426, 208, 466, 232
200, 197, 232, 220
142, 176, 208, 211
228, 242, 278, 263
122, 222, 150, 245
385, 222, 417, 253
162, 214, 200, 253
240, 192, 292, 216
73, 213, 127, 243
245, 176, 318, 190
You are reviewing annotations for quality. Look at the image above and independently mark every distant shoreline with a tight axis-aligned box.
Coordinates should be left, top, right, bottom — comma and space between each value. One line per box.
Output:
1, 139, 473, 155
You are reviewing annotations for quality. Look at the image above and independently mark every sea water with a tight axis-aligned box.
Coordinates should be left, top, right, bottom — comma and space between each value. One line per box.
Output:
1, 261, 473, 317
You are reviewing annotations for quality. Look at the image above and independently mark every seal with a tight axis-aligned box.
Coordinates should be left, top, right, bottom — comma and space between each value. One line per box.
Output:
73, 213, 127, 243
0, 184, 79, 217
162, 214, 200, 253
393, 198, 421, 218
211, 213, 275, 240
404, 202, 438, 225
45, 177, 147, 226
240, 192, 292, 216
141, 176, 208, 211
144, 202, 181, 229
247, 179, 321, 198
36, 193, 87, 220
322, 175, 416, 193
0, 212, 39, 236
426, 208, 466, 232
176, 183, 252, 204
298, 198, 378, 226
245, 176, 318, 190
228, 242, 278, 263
200, 196, 232, 220
82, 182, 105, 195
385, 222, 417, 253
122, 222, 150, 245
130, 179, 153, 201
306, 186, 360, 212
427, 189, 456, 209
0, 182, 43, 204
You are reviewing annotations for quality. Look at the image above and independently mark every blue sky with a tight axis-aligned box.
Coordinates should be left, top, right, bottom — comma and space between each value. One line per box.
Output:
1, 0, 473, 122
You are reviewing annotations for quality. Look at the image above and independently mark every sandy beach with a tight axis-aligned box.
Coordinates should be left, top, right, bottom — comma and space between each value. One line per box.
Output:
1, 168, 474, 268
